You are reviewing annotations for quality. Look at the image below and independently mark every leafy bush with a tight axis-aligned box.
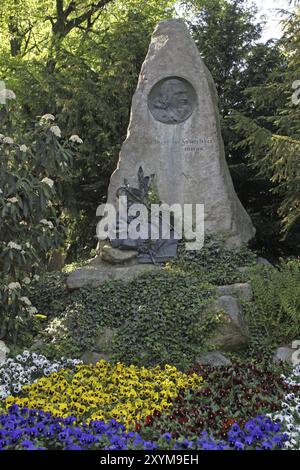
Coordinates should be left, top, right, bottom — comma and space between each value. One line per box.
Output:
244, 260, 300, 353
0, 96, 83, 343
168, 237, 257, 285
21, 237, 259, 368
29, 271, 220, 369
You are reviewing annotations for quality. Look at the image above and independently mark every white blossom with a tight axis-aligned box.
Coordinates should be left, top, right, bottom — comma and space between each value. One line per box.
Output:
6, 196, 18, 204
69, 134, 83, 144
40, 113, 55, 122
33, 275, 40, 281
41, 177, 54, 188
19, 144, 28, 153
27, 306, 38, 314
40, 219, 54, 229
20, 297, 32, 306
7, 241, 22, 250
49, 125, 61, 138
7, 282, 21, 290
23, 277, 31, 285
2, 137, 14, 145
0, 134, 4, 141
0, 89, 16, 101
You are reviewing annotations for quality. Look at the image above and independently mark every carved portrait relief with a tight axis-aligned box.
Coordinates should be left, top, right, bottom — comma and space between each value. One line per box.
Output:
148, 77, 197, 124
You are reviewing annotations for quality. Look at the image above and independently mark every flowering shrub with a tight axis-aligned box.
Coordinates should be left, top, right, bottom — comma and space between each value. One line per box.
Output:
4, 361, 203, 428
270, 364, 300, 450
139, 360, 295, 440
0, 99, 82, 343
0, 351, 82, 400
0, 406, 289, 450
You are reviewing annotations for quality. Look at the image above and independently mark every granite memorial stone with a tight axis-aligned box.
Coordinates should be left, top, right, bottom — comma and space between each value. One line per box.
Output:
107, 19, 255, 246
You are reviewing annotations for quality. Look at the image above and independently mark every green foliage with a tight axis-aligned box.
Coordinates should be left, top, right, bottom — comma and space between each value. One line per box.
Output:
0, 102, 80, 342
24, 237, 257, 368
0, 0, 176, 258
244, 260, 300, 354
232, 5, 300, 238
168, 237, 257, 285
29, 272, 220, 369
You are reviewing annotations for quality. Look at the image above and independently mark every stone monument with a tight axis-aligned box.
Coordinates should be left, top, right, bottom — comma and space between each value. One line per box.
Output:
67, 18, 255, 289
107, 18, 255, 246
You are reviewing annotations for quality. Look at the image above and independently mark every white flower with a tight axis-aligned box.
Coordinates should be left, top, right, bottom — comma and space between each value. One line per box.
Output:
27, 306, 38, 314
40, 114, 55, 121
49, 125, 61, 138
20, 297, 31, 306
7, 241, 22, 250
25, 242, 32, 248
0, 188, 3, 194
0, 134, 4, 141
33, 275, 40, 281
2, 137, 14, 145
69, 134, 83, 144
6, 197, 18, 204
23, 277, 31, 285
8, 282, 21, 290
41, 177, 54, 188
0, 89, 16, 101
19, 144, 28, 153
40, 219, 54, 229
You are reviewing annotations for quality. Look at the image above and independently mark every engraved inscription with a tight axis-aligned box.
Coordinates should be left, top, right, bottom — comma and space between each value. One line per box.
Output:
148, 77, 197, 124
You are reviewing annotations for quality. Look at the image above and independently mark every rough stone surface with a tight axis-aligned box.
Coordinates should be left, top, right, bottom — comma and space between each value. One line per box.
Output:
208, 296, 248, 351
67, 259, 159, 290
47, 250, 66, 272
216, 283, 253, 302
81, 351, 110, 364
257, 257, 273, 267
217, 296, 241, 327
273, 347, 294, 364
93, 327, 115, 353
196, 351, 231, 366
101, 244, 138, 265
0, 340, 9, 364
107, 19, 255, 246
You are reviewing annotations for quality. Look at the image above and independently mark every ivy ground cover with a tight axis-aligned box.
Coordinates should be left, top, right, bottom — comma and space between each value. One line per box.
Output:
0, 353, 299, 450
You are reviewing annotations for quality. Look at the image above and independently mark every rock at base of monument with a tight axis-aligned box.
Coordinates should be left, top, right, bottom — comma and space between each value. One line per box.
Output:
101, 244, 138, 265
196, 351, 231, 367
93, 327, 115, 353
216, 283, 253, 302
81, 351, 110, 364
273, 346, 295, 365
66, 259, 160, 290
257, 257, 274, 267
0, 340, 10, 364
208, 295, 249, 351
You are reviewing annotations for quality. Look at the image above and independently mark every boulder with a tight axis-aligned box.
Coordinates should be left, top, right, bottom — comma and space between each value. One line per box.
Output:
273, 346, 294, 364
106, 19, 255, 247
216, 283, 253, 302
209, 295, 248, 351
81, 351, 110, 364
0, 340, 9, 364
67, 259, 159, 290
101, 244, 138, 265
93, 327, 115, 353
196, 351, 231, 366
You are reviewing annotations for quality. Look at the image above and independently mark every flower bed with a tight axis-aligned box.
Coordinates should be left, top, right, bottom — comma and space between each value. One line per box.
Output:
4, 361, 203, 428
0, 406, 289, 450
0, 351, 82, 400
138, 360, 296, 440
0, 353, 299, 450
